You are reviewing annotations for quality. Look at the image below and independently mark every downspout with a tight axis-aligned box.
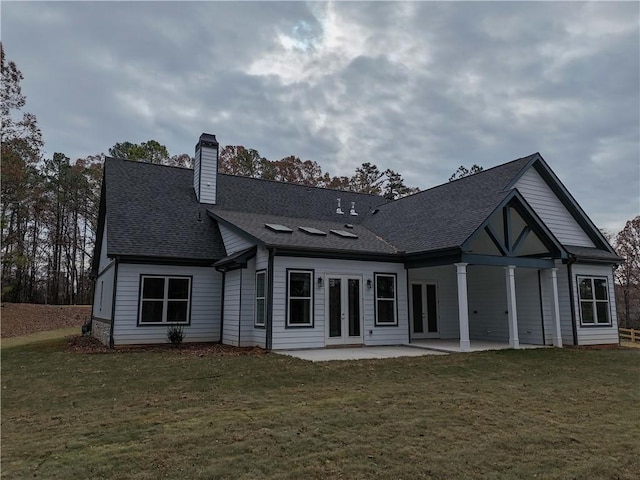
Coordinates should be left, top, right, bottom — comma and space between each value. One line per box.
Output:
238, 269, 243, 347
266, 248, 275, 350
537, 270, 546, 346
108, 258, 119, 349
219, 271, 226, 343
567, 257, 578, 346
406, 269, 411, 343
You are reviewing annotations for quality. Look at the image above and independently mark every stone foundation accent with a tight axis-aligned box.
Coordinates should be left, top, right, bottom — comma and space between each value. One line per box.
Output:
92, 318, 111, 347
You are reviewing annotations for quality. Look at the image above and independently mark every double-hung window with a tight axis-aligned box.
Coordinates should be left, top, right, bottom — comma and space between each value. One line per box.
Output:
139, 276, 191, 325
577, 276, 611, 326
255, 271, 266, 327
287, 270, 313, 327
375, 273, 397, 326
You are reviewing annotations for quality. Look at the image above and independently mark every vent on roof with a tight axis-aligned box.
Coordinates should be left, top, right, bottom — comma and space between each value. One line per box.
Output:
336, 198, 344, 215
330, 229, 358, 239
265, 223, 293, 233
299, 226, 327, 236
344, 224, 354, 229
350, 202, 358, 216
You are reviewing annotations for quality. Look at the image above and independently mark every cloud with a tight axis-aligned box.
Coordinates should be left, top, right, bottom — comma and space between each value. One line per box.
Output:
2, 1, 638, 232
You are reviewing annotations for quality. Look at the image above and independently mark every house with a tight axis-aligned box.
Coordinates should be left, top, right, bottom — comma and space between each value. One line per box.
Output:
90, 133, 621, 350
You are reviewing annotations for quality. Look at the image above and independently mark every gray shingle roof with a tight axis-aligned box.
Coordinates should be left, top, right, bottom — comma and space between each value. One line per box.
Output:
215, 174, 386, 223
105, 158, 225, 260
564, 245, 622, 262
104, 152, 610, 263
209, 209, 397, 255
362, 155, 535, 253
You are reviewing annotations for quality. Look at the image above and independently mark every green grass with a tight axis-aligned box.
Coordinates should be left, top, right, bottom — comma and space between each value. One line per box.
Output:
2, 338, 639, 480
1, 327, 79, 348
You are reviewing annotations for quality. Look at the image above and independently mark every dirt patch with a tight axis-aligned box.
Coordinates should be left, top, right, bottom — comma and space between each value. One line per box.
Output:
1, 303, 91, 338
66, 334, 268, 357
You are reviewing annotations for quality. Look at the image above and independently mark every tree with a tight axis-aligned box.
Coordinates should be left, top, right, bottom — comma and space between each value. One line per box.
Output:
108, 140, 170, 164
1, 43, 43, 301
350, 162, 384, 195
382, 169, 420, 200
219, 145, 264, 177
615, 216, 640, 328
449, 164, 483, 181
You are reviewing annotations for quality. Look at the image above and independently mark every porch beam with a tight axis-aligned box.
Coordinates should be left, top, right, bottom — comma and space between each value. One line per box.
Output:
484, 225, 508, 256
461, 254, 554, 268
505, 265, 520, 349
549, 268, 563, 347
455, 263, 471, 352
503, 207, 512, 254
511, 226, 531, 256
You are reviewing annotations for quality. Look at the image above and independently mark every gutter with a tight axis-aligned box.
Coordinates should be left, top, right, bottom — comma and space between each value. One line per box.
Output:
266, 248, 275, 350
219, 271, 225, 343
109, 258, 119, 349
567, 256, 578, 346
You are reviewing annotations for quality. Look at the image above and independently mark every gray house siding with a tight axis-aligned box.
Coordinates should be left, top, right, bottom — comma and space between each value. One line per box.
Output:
554, 262, 576, 345
514, 268, 545, 345
222, 269, 241, 346
270, 256, 408, 350
238, 257, 259, 347
93, 265, 115, 321
572, 263, 619, 345
219, 224, 253, 255
198, 147, 217, 204
112, 263, 221, 345
515, 168, 595, 247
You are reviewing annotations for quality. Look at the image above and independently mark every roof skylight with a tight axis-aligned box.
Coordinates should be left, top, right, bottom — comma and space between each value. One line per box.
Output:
330, 229, 358, 239
299, 226, 327, 236
265, 223, 293, 233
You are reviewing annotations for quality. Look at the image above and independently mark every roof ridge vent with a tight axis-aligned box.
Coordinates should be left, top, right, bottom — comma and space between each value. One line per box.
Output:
350, 201, 358, 216
336, 198, 344, 215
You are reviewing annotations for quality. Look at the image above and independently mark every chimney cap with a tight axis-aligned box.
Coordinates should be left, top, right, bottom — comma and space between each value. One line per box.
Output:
196, 133, 219, 150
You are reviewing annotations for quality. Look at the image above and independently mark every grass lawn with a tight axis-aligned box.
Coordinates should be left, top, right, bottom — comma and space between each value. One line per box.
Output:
2, 337, 639, 479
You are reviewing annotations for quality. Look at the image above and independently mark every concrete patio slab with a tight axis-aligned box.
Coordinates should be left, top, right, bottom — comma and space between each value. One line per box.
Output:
409, 339, 549, 353
276, 345, 448, 362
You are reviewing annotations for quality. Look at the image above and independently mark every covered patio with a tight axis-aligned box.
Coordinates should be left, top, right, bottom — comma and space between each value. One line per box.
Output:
405, 196, 567, 352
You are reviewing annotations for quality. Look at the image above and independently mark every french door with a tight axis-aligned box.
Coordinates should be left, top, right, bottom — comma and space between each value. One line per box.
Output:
410, 282, 439, 339
326, 275, 363, 345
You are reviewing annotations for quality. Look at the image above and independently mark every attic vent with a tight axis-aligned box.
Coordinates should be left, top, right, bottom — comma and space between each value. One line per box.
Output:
349, 202, 358, 216
344, 224, 354, 229
299, 226, 327, 236
265, 223, 293, 233
330, 229, 358, 239
336, 198, 344, 215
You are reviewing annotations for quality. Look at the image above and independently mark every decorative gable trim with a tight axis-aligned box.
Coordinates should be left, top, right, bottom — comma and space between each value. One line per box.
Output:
462, 189, 566, 260
505, 154, 615, 253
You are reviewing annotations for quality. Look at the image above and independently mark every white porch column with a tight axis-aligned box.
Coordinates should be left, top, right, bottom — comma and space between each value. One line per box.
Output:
505, 265, 520, 349
455, 263, 471, 352
550, 268, 563, 347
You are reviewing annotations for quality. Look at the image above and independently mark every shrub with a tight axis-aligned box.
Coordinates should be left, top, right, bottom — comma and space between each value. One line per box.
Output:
167, 323, 185, 347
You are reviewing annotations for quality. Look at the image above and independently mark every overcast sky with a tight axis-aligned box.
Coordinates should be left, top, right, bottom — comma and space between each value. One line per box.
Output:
3, 1, 639, 233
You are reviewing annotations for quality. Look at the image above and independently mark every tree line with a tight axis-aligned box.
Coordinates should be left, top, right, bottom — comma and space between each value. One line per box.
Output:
0, 44, 419, 305
1, 42, 638, 328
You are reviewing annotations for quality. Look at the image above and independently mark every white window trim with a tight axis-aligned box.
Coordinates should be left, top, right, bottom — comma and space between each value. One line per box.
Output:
255, 271, 266, 327
286, 269, 314, 327
577, 275, 611, 326
375, 273, 398, 326
138, 275, 191, 325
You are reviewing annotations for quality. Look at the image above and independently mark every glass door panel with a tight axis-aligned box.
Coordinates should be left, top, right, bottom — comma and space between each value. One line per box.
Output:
329, 278, 342, 338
